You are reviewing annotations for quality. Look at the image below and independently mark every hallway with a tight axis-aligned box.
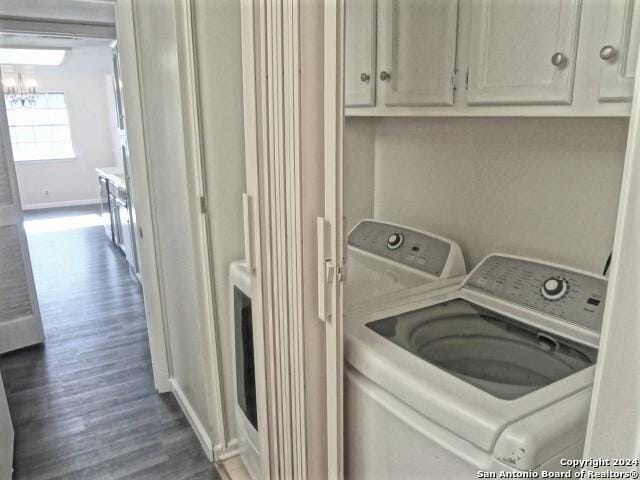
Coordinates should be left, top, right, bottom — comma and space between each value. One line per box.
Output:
0, 206, 218, 480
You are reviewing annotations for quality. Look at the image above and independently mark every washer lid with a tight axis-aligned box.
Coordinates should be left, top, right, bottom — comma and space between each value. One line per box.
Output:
346, 248, 436, 308
366, 298, 597, 400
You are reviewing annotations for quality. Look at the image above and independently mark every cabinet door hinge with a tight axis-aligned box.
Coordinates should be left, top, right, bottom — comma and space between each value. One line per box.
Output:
200, 195, 207, 214
465, 68, 469, 90
452, 69, 458, 92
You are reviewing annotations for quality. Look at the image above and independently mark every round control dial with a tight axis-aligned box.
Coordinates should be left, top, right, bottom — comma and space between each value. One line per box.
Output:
541, 277, 568, 301
386, 232, 405, 250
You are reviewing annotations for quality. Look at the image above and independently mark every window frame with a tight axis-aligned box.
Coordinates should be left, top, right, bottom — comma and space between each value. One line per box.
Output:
4, 92, 76, 163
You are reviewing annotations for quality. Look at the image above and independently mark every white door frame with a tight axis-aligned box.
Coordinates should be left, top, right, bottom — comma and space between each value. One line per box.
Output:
113, 1, 172, 392
116, 0, 234, 461
171, 0, 229, 460
0, 12, 172, 391
584, 41, 640, 462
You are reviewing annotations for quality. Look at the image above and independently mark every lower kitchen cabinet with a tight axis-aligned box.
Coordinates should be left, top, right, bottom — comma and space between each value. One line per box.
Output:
96, 169, 138, 276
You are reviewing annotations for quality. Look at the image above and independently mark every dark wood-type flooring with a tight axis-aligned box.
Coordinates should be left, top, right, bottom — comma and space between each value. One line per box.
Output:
0, 206, 219, 480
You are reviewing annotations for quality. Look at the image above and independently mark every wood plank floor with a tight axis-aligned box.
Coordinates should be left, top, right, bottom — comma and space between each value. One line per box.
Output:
0, 206, 219, 480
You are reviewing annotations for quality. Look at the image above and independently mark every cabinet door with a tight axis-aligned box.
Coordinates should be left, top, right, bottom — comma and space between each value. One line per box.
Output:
379, 0, 459, 106
345, 0, 377, 107
467, 0, 582, 105
599, 0, 640, 101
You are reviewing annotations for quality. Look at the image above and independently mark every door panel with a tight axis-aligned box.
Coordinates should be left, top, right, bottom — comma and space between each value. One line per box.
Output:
345, 0, 377, 107
380, 0, 459, 106
599, 0, 640, 101
0, 82, 44, 354
467, 0, 581, 105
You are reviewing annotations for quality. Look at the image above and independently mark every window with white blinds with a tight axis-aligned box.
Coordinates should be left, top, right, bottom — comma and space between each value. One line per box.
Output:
5, 93, 75, 161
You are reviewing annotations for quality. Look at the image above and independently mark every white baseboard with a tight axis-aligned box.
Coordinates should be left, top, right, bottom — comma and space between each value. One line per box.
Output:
170, 378, 215, 462
22, 199, 100, 211
215, 438, 241, 462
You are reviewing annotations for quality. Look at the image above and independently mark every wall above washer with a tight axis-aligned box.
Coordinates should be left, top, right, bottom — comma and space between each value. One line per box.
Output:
369, 117, 628, 274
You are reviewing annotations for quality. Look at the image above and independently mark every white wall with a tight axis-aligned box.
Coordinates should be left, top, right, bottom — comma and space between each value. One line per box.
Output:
346, 117, 628, 274
344, 118, 375, 231
2, 67, 120, 209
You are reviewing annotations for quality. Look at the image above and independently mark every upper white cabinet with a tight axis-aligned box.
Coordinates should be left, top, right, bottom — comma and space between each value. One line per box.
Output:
345, 0, 377, 107
344, 0, 637, 115
467, 0, 582, 105
378, 0, 459, 106
599, 0, 640, 101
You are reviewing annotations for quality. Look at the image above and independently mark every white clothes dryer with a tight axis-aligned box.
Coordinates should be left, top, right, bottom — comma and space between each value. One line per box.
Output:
346, 219, 467, 312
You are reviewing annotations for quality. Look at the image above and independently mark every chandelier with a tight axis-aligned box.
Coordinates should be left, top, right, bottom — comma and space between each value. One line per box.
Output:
3, 74, 38, 108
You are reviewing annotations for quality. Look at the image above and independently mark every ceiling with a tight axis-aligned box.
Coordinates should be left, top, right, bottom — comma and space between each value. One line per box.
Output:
0, 0, 115, 25
0, 33, 113, 74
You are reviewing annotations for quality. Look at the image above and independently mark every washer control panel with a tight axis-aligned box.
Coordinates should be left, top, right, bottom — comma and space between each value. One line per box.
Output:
465, 255, 607, 332
348, 220, 452, 277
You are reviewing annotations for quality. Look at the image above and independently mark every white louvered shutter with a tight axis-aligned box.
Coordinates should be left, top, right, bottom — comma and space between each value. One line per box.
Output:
0, 74, 44, 354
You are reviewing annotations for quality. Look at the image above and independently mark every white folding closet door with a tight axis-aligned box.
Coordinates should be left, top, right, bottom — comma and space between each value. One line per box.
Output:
240, 0, 345, 478
0, 77, 44, 354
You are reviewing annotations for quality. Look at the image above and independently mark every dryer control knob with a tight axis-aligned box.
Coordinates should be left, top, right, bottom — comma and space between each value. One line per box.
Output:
387, 233, 404, 250
541, 277, 568, 301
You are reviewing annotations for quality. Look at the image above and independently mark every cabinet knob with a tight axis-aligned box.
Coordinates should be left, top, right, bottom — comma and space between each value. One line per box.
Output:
360, 72, 371, 82
599, 45, 618, 61
379, 71, 391, 81
550, 52, 567, 67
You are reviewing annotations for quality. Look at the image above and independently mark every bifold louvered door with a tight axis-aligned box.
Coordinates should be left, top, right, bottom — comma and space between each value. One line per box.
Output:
0, 78, 44, 355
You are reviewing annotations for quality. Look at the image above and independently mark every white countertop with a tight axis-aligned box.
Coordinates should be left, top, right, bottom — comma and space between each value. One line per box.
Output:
96, 167, 126, 190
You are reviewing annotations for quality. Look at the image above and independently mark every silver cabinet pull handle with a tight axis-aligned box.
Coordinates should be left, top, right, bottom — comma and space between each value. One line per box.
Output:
551, 52, 567, 67
379, 71, 391, 81
599, 45, 617, 61
360, 72, 370, 82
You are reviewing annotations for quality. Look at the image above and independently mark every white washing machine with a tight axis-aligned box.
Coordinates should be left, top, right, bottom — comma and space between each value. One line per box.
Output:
345, 253, 606, 479
229, 260, 261, 480
346, 219, 467, 312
